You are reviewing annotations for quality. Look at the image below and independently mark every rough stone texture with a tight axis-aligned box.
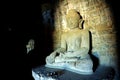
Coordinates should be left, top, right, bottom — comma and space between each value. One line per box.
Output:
32, 65, 115, 80
45, 9, 93, 74
53, 0, 118, 71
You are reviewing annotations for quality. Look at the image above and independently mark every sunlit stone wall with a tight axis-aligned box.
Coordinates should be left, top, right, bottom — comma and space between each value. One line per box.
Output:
53, 0, 117, 68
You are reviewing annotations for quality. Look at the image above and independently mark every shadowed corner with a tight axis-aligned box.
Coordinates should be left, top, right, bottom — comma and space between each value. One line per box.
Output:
88, 31, 99, 72
108, 0, 120, 79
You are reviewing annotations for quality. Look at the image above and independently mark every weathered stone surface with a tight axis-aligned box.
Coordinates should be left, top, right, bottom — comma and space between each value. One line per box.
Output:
32, 65, 115, 80
52, 0, 117, 70
46, 9, 93, 74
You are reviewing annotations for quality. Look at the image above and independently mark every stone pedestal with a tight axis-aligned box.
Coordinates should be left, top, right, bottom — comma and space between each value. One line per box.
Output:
32, 65, 115, 80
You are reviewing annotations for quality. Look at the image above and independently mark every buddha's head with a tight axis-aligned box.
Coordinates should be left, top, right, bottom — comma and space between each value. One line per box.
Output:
66, 9, 82, 29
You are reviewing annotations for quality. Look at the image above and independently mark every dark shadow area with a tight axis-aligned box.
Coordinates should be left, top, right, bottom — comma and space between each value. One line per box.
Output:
105, 0, 120, 79
2, 0, 55, 80
88, 31, 99, 72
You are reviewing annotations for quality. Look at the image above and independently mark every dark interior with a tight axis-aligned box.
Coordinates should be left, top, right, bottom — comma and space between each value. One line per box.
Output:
2, 0, 120, 80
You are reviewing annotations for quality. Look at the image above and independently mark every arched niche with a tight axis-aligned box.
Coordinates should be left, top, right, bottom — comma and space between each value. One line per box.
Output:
52, 0, 117, 70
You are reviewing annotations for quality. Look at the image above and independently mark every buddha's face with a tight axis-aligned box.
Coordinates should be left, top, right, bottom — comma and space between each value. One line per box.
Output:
67, 17, 79, 29
66, 9, 81, 29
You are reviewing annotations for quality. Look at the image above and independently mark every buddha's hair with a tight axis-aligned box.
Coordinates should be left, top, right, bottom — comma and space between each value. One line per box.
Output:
66, 9, 81, 21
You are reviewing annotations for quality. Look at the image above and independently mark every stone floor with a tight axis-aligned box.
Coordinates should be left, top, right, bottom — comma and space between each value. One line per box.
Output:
32, 65, 115, 80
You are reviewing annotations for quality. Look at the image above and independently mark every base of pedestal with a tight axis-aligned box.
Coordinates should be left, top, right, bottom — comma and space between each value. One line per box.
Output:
45, 64, 93, 75
32, 65, 115, 80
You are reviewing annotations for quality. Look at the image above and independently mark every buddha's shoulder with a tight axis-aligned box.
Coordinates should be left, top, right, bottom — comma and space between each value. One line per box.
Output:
61, 29, 89, 36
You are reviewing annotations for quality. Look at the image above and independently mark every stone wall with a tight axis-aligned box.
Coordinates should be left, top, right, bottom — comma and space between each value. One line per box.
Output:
53, 0, 117, 68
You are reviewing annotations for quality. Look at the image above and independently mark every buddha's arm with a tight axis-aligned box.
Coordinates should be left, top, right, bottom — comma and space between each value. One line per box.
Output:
49, 33, 66, 57
73, 47, 89, 58
46, 33, 67, 63
79, 30, 90, 55
64, 47, 89, 58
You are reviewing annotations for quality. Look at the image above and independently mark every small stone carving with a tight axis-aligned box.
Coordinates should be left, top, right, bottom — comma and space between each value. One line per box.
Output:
26, 39, 35, 54
45, 9, 93, 74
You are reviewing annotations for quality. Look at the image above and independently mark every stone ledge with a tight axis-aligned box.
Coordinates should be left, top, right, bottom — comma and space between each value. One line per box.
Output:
32, 65, 115, 80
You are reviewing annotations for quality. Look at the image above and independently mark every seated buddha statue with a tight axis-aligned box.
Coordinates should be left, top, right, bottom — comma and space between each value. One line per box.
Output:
45, 9, 93, 74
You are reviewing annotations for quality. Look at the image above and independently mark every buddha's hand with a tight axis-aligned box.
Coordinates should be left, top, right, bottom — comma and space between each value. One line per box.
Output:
55, 48, 66, 53
59, 53, 65, 58
46, 54, 55, 64
46, 51, 58, 64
